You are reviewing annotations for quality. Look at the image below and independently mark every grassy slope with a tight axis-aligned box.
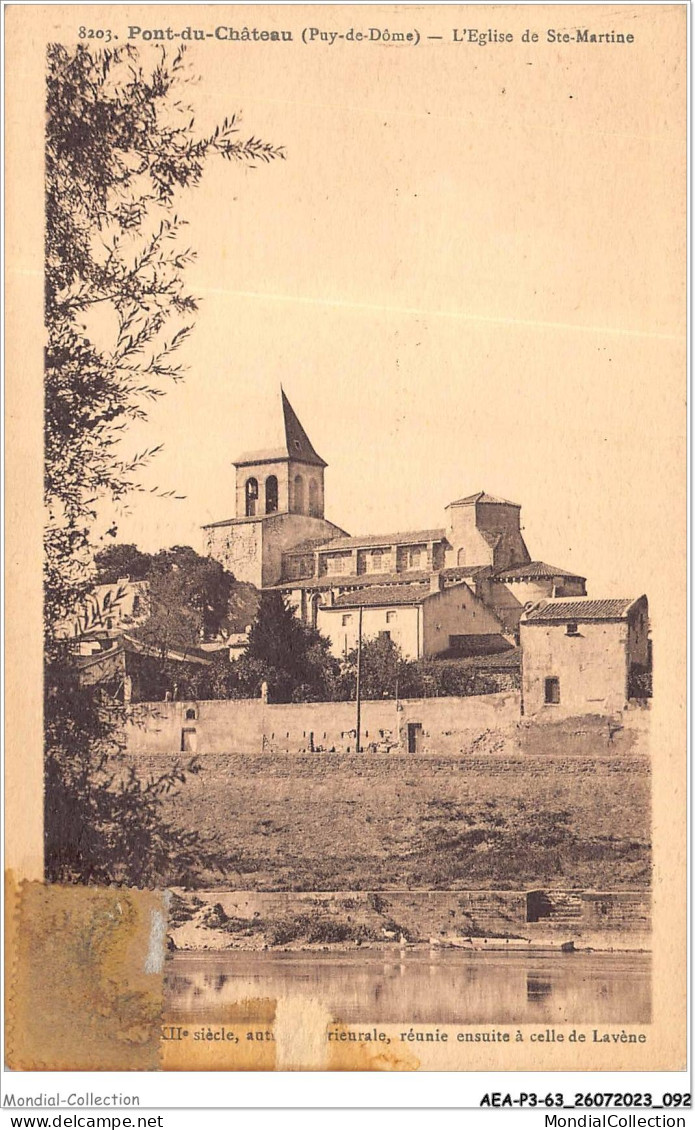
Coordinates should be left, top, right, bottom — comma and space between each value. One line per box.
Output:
141, 738, 650, 892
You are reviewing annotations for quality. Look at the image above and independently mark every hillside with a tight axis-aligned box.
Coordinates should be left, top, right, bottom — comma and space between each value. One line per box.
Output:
131, 736, 651, 892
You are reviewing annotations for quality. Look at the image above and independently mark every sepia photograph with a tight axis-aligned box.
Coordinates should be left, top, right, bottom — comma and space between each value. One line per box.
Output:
4, 2, 686, 1077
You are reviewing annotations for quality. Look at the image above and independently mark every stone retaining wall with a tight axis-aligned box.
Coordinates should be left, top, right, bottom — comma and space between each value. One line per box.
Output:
178, 888, 651, 940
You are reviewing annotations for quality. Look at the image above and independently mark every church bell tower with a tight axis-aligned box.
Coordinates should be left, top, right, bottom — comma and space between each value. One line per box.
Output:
233, 387, 327, 521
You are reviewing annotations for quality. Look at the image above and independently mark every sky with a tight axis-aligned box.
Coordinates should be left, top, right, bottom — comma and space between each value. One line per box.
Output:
106, 5, 685, 599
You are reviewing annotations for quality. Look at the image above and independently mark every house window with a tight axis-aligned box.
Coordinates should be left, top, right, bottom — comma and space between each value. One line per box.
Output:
386, 611, 397, 624
265, 475, 279, 514
407, 547, 423, 569
341, 613, 352, 627
366, 549, 387, 573
132, 594, 141, 616
544, 677, 561, 705
185, 707, 197, 721
566, 622, 579, 636
308, 478, 319, 516
325, 555, 347, 576
245, 477, 259, 517
457, 548, 466, 566
294, 474, 305, 513
379, 630, 391, 641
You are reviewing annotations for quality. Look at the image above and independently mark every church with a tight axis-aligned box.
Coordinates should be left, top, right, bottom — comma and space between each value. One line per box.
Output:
202, 388, 588, 661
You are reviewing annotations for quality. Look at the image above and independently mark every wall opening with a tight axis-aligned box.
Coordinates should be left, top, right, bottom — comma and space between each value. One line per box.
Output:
407, 722, 423, 754
294, 474, 305, 513
245, 477, 259, 517
265, 475, 279, 514
407, 546, 423, 570
544, 676, 560, 705
181, 728, 197, 753
526, 890, 553, 922
311, 592, 321, 629
308, 478, 319, 516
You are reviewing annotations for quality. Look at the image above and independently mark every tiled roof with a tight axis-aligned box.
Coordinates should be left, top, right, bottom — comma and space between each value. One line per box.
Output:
312, 528, 448, 551
442, 633, 515, 658
522, 597, 643, 623
328, 584, 433, 608
283, 537, 332, 556
74, 634, 211, 668
275, 571, 427, 591
202, 515, 265, 529
459, 646, 522, 670
275, 576, 343, 591
494, 561, 586, 581
442, 564, 494, 581
273, 566, 489, 591
231, 447, 288, 465
447, 491, 520, 508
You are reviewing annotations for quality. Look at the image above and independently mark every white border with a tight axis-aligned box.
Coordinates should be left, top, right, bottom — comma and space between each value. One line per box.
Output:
1, 0, 690, 1115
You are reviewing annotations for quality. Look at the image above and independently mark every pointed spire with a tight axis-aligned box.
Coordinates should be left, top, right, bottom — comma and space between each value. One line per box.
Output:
281, 388, 327, 467
233, 387, 327, 468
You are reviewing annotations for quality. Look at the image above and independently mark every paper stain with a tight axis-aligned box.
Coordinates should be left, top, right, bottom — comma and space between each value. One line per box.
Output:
160, 998, 277, 1070
144, 906, 170, 974
274, 994, 333, 1070
5, 873, 166, 1070
326, 1022, 420, 1072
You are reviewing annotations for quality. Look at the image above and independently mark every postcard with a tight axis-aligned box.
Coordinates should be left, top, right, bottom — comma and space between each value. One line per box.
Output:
4, 3, 687, 1075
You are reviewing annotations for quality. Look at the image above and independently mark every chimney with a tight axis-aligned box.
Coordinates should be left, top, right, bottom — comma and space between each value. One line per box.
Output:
430, 571, 444, 595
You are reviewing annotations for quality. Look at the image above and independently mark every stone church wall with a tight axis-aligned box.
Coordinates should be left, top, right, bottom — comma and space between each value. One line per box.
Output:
204, 519, 264, 587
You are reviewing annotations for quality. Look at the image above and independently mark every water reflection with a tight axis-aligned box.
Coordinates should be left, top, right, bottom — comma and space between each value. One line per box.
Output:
165, 950, 651, 1025
527, 975, 553, 1003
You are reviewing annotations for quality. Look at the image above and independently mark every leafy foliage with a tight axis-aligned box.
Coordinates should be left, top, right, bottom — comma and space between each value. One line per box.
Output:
91, 543, 153, 584
44, 44, 282, 883
45, 43, 284, 629
44, 654, 230, 886
230, 592, 340, 703
94, 542, 253, 649
339, 635, 514, 701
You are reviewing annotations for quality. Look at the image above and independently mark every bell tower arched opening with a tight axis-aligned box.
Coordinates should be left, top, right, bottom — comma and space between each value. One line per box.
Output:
265, 475, 279, 514
245, 477, 259, 517
294, 474, 305, 514
308, 478, 319, 517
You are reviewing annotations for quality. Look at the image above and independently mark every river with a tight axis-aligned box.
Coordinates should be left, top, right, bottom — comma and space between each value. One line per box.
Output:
165, 950, 650, 1025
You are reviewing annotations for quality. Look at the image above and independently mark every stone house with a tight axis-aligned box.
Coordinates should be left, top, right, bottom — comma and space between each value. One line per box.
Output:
317, 574, 511, 661
519, 595, 650, 717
